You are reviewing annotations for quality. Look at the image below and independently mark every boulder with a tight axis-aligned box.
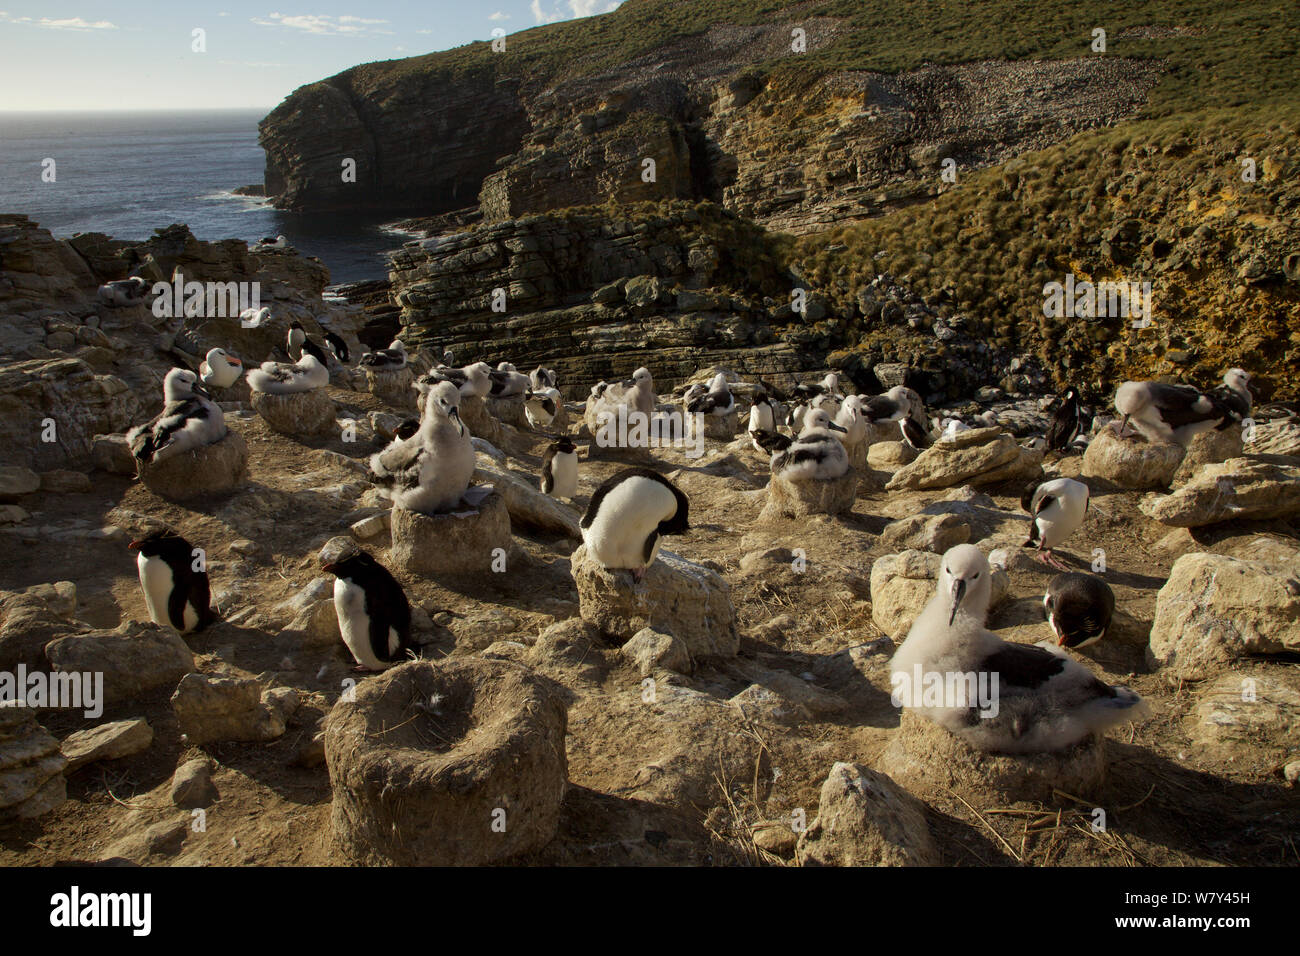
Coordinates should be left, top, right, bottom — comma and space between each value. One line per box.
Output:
365, 366, 416, 411
169, 757, 218, 809
1081, 426, 1183, 490
0, 707, 67, 820
389, 492, 512, 578
39, 469, 92, 494
250, 387, 336, 437
1173, 425, 1243, 486
91, 433, 137, 475
1247, 419, 1300, 457
473, 459, 581, 538
761, 469, 858, 518
1139, 458, 1300, 527
797, 762, 937, 867
686, 409, 738, 442
61, 718, 153, 772
571, 544, 738, 659
877, 710, 1107, 804
324, 658, 569, 866
0, 466, 41, 501
170, 674, 288, 745
459, 396, 503, 445
1148, 552, 1300, 680
886, 428, 1040, 490
0, 591, 76, 671
868, 441, 918, 469
138, 429, 248, 501
870, 549, 1009, 640
620, 627, 692, 676
1184, 670, 1300, 764
880, 513, 971, 554
45, 621, 194, 705
485, 394, 530, 430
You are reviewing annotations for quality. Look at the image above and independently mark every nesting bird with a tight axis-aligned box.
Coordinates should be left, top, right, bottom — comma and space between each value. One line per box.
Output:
238, 306, 271, 328
685, 373, 735, 416
793, 372, 842, 403
257, 235, 288, 250
890, 544, 1147, 753
419, 360, 492, 398
247, 353, 329, 394
489, 362, 530, 398
98, 276, 149, 307
1043, 572, 1115, 650
595, 367, 655, 418
129, 529, 215, 633
369, 381, 475, 514
1021, 477, 1090, 570
358, 339, 407, 371
540, 435, 578, 499
834, 394, 872, 449
1113, 369, 1252, 447
199, 348, 243, 390
127, 368, 227, 464
771, 408, 849, 480
322, 548, 412, 672
525, 386, 564, 429
580, 468, 689, 581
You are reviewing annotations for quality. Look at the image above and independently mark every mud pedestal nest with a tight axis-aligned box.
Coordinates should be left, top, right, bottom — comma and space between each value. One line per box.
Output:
250, 388, 336, 437
324, 658, 569, 865
686, 409, 738, 442
389, 490, 512, 578
458, 395, 502, 444
365, 366, 416, 411
570, 544, 738, 659
1082, 426, 1184, 490
877, 710, 1107, 804
762, 468, 858, 518
138, 429, 248, 501
486, 394, 529, 429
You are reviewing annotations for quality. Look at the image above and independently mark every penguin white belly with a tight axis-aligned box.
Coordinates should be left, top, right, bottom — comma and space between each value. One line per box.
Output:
137, 554, 174, 629
550, 452, 578, 498
1039, 496, 1088, 549
583, 478, 675, 570
749, 403, 773, 433
333, 578, 388, 670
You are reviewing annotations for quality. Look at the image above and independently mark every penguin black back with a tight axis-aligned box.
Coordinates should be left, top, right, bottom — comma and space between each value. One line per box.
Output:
323, 330, 350, 364
322, 549, 412, 665
1046, 388, 1085, 451
581, 467, 690, 536
1044, 572, 1115, 649
128, 528, 215, 632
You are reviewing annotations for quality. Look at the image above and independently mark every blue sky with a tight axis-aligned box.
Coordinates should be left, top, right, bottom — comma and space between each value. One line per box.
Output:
0, 1, 623, 110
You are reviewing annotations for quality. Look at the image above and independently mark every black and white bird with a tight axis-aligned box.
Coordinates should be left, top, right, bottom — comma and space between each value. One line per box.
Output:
418, 360, 493, 399
489, 362, 530, 398
128, 529, 215, 634
393, 418, 420, 442
540, 435, 578, 499
1045, 387, 1092, 451
525, 386, 563, 429
1021, 477, 1090, 570
127, 368, 227, 464
862, 385, 931, 449
1113, 368, 1252, 447
256, 235, 288, 250
834, 394, 871, 449
685, 372, 735, 417
321, 548, 412, 672
358, 339, 407, 372
890, 544, 1147, 753
98, 276, 150, 307
748, 388, 778, 435
322, 329, 350, 364
530, 366, 557, 389
247, 353, 329, 393
238, 306, 272, 328
369, 381, 475, 513
580, 468, 689, 581
592, 367, 656, 419
771, 408, 849, 480
199, 347, 243, 390
791, 392, 841, 433
750, 429, 794, 455
793, 372, 842, 403
1043, 572, 1114, 650
287, 321, 330, 366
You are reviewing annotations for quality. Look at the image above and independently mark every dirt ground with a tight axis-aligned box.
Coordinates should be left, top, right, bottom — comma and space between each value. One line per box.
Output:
1, 381, 1298, 867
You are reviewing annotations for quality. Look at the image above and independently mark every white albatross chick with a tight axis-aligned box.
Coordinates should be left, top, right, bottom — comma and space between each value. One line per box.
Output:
369, 381, 475, 514
771, 408, 849, 480
247, 353, 329, 394
199, 347, 244, 389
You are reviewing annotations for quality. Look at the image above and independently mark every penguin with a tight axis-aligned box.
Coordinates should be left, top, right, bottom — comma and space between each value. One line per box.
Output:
1113, 369, 1252, 447
525, 386, 563, 429
1045, 387, 1090, 452
128, 529, 215, 633
1021, 477, 1091, 570
199, 348, 243, 389
369, 381, 475, 513
322, 548, 412, 672
748, 388, 777, 435
541, 435, 578, 499
771, 408, 849, 480
127, 368, 227, 464
393, 418, 420, 441
247, 353, 329, 393
322, 329, 351, 364
1043, 572, 1115, 650
580, 468, 689, 581
287, 321, 329, 366
359, 339, 407, 371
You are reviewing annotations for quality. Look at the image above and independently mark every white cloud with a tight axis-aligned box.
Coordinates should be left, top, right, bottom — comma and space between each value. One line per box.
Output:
488, 11, 510, 20
530, 1, 563, 24
568, 0, 621, 16
0, 13, 118, 30
250, 13, 392, 36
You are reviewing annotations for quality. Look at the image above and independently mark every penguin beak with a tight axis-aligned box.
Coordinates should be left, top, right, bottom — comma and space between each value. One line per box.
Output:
827, 421, 847, 433
127, 540, 141, 551
948, 579, 967, 626
321, 562, 337, 574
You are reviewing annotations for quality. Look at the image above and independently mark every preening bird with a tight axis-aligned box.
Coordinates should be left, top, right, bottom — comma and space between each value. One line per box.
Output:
126, 368, 227, 464
322, 329, 350, 364
889, 544, 1148, 753
1043, 572, 1115, 650
580, 467, 689, 581
525, 386, 563, 429
530, 366, 557, 389
1021, 477, 1090, 570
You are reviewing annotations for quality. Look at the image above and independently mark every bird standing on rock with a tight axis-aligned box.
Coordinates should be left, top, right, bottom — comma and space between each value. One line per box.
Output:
890, 544, 1148, 753
771, 408, 849, 480
1045, 387, 1092, 451
1113, 369, 1252, 446
369, 381, 474, 514
580, 468, 689, 582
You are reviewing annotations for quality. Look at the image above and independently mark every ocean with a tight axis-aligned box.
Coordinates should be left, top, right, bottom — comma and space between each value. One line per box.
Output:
0, 109, 409, 285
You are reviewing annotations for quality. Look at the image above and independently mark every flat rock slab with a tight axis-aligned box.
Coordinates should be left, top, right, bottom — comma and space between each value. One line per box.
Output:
324, 658, 568, 866
139, 429, 248, 501
251, 387, 336, 437
877, 710, 1107, 804
389, 491, 512, 578
1148, 551, 1300, 680
45, 621, 194, 705
1173, 425, 1243, 486
1140, 457, 1300, 527
571, 544, 738, 659
762, 469, 858, 518
474, 459, 581, 538
0, 706, 67, 820
1184, 670, 1300, 764
61, 718, 153, 772
1082, 426, 1183, 490
797, 761, 938, 866
886, 428, 1040, 490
